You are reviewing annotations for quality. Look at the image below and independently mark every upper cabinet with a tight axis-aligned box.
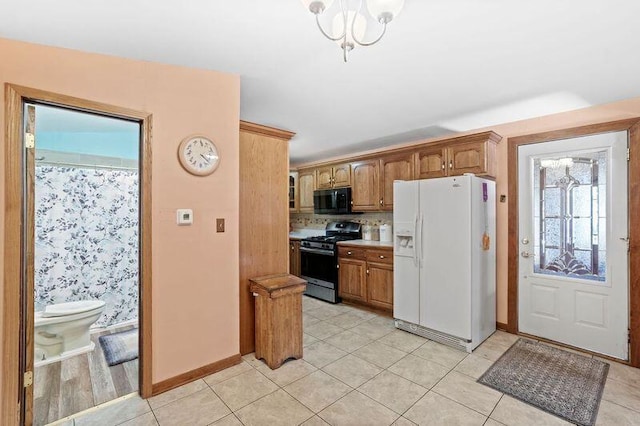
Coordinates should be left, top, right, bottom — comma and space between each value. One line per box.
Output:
292, 131, 501, 213
288, 171, 298, 212
298, 169, 315, 213
416, 145, 447, 179
351, 160, 380, 211
316, 163, 351, 189
416, 132, 500, 179
380, 153, 415, 211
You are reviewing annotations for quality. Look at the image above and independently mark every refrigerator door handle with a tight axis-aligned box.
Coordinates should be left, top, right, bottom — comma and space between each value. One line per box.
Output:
419, 214, 424, 268
413, 214, 419, 267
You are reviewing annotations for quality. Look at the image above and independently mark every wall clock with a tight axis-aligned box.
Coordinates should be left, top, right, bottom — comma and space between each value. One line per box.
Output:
178, 134, 220, 176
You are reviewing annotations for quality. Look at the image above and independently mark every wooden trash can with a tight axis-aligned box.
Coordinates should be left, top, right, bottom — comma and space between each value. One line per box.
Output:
249, 274, 306, 369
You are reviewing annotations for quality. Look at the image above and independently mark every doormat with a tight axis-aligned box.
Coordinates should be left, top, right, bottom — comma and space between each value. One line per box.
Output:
99, 328, 138, 366
478, 339, 609, 426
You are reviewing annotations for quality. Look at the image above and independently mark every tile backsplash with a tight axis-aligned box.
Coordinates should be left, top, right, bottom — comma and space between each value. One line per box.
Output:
290, 212, 393, 230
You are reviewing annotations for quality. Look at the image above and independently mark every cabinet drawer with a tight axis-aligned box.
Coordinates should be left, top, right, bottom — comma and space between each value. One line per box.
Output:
365, 249, 393, 264
338, 246, 366, 259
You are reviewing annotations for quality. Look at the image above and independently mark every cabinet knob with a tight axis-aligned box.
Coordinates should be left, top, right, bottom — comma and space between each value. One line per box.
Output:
379, 199, 383, 205
366, 269, 370, 274
449, 160, 453, 169
347, 251, 352, 255
379, 255, 385, 259
291, 246, 294, 250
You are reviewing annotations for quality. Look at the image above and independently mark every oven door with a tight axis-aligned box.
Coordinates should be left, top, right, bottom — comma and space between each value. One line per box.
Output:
300, 247, 337, 288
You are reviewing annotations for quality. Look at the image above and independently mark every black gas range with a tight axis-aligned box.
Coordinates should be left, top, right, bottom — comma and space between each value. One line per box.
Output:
300, 221, 361, 303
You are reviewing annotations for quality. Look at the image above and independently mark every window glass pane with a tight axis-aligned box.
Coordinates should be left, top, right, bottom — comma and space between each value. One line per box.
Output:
533, 150, 607, 282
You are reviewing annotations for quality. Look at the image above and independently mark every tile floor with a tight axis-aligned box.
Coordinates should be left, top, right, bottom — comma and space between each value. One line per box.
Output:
55, 296, 640, 426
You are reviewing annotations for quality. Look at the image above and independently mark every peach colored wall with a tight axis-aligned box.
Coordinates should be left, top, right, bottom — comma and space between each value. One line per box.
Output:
293, 96, 640, 325
0, 38, 240, 414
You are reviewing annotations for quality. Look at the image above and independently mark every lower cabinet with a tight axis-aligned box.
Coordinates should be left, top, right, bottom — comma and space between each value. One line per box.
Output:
338, 245, 393, 312
289, 239, 301, 277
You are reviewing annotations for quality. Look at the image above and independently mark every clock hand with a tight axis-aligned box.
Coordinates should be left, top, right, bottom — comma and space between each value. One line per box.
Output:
200, 154, 210, 164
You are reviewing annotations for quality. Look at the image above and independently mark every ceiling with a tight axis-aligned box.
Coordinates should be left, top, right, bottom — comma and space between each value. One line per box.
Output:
2, 0, 639, 164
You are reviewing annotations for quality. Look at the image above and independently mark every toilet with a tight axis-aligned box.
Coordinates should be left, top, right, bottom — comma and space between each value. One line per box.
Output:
34, 300, 106, 363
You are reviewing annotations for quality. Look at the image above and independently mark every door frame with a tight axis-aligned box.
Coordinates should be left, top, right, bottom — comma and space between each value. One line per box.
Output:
2, 84, 153, 425
507, 117, 640, 367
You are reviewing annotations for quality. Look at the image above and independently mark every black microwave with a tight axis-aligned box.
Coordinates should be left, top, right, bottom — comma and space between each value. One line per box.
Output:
313, 188, 352, 214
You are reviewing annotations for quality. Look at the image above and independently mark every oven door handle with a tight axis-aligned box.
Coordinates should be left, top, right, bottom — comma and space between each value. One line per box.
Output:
300, 247, 335, 256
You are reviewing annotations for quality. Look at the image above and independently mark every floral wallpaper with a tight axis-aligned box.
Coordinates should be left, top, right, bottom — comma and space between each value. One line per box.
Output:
35, 166, 139, 328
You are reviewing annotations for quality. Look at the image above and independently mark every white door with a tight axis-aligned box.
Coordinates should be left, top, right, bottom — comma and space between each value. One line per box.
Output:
518, 131, 629, 360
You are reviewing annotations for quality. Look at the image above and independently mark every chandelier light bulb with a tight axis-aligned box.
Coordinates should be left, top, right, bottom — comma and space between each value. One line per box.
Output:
302, 0, 335, 14
366, 0, 404, 23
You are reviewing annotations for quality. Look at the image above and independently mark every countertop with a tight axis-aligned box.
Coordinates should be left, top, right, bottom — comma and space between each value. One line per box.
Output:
337, 239, 394, 248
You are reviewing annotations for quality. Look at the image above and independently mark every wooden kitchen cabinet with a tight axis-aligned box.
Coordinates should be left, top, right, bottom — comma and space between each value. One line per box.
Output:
338, 245, 393, 312
416, 133, 499, 179
338, 257, 367, 302
289, 172, 298, 212
448, 140, 494, 176
380, 153, 415, 211
298, 169, 315, 212
416, 145, 447, 179
351, 160, 380, 211
316, 163, 351, 189
289, 239, 301, 277
366, 262, 394, 311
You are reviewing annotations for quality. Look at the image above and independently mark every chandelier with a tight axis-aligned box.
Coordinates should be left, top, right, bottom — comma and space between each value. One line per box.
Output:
302, 0, 405, 62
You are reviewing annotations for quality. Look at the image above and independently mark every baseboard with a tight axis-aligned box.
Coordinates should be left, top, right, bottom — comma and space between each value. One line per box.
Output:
151, 353, 242, 396
496, 322, 508, 331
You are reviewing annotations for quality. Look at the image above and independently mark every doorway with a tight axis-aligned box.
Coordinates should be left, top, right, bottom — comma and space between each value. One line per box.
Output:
2, 85, 153, 426
30, 103, 141, 424
507, 118, 640, 368
518, 132, 628, 359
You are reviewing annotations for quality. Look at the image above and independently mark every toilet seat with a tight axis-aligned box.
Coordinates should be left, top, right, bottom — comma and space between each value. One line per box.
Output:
40, 300, 106, 318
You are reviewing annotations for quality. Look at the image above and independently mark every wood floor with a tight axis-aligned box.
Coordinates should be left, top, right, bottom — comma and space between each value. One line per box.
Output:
34, 325, 138, 426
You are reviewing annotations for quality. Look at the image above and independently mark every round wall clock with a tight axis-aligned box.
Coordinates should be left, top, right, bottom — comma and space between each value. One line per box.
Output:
178, 134, 220, 176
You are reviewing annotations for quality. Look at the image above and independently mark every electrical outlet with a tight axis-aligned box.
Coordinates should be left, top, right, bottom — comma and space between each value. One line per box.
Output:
216, 218, 225, 233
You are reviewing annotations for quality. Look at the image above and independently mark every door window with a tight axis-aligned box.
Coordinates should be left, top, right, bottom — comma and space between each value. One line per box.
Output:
533, 150, 607, 282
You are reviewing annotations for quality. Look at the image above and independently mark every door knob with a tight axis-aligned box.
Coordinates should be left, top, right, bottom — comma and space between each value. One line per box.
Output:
521, 251, 532, 258
521, 238, 529, 245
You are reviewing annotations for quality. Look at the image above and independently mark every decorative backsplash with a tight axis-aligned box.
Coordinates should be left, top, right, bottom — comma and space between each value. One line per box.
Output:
34, 165, 139, 328
290, 212, 393, 230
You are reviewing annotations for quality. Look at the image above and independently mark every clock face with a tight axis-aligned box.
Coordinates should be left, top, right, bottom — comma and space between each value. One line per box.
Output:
178, 135, 220, 176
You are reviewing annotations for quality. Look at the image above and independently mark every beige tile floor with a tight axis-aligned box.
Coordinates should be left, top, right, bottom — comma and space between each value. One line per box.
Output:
55, 296, 640, 426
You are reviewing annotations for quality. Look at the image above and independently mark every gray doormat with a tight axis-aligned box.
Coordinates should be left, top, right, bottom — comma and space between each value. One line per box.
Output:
478, 339, 609, 426
99, 328, 138, 366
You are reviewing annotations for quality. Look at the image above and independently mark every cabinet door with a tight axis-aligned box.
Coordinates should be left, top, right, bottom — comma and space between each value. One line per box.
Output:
351, 160, 380, 211
298, 171, 316, 212
289, 240, 301, 277
316, 167, 334, 189
416, 146, 447, 179
338, 258, 367, 302
289, 172, 298, 212
448, 141, 487, 176
366, 261, 394, 311
332, 163, 352, 188
380, 153, 415, 211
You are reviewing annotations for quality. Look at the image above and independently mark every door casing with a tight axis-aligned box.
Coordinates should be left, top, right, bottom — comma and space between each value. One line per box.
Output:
2, 84, 153, 425
507, 118, 640, 367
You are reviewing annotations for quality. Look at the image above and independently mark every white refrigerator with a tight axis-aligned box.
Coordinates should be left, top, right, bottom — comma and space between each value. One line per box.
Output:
393, 175, 496, 352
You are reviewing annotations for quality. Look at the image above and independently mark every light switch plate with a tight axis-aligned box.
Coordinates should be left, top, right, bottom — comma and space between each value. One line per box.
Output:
216, 218, 225, 233
177, 209, 193, 225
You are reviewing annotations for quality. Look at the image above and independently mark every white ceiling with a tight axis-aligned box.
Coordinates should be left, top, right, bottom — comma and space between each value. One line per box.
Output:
2, 0, 639, 164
